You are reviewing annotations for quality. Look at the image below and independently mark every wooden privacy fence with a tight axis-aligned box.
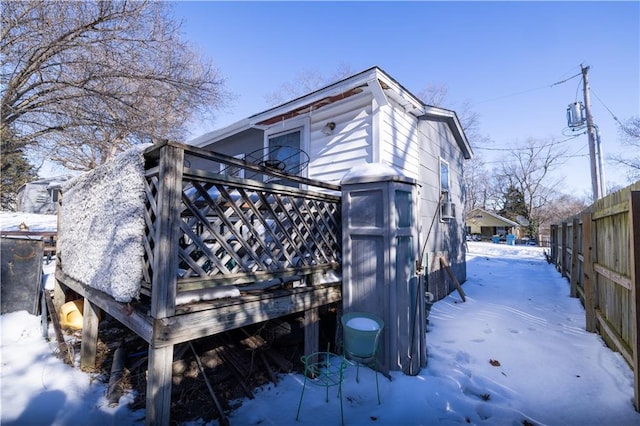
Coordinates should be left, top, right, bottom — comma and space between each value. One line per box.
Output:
550, 181, 640, 411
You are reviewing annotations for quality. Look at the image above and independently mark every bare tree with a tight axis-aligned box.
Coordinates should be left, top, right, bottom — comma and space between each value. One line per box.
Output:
537, 193, 589, 229
610, 115, 640, 182
462, 155, 493, 212
264, 63, 354, 106
417, 85, 483, 143
494, 138, 567, 235
1, 0, 227, 171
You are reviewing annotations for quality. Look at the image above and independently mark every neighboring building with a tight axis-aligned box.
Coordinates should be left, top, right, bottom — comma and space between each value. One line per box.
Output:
188, 66, 473, 299
465, 208, 521, 240
17, 176, 73, 214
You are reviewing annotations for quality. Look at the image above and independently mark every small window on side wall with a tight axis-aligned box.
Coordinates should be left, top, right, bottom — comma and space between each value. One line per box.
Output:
49, 188, 60, 203
440, 159, 450, 194
440, 159, 454, 220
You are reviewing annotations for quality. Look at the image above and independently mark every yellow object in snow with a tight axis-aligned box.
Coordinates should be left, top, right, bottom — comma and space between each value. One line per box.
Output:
59, 299, 84, 331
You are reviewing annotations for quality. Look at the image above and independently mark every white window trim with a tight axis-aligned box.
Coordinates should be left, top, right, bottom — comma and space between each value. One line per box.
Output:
439, 158, 452, 222
439, 158, 450, 194
263, 117, 310, 179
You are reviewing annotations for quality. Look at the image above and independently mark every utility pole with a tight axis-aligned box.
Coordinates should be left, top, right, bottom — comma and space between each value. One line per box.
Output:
582, 64, 604, 200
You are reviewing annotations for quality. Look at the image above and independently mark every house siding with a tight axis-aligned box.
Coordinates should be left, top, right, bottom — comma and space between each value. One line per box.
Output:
306, 93, 374, 184
417, 119, 467, 299
378, 100, 421, 180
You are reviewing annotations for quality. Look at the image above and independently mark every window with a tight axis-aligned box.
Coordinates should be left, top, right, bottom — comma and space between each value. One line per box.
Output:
440, 159, 454, 220
264, 118, 309, 186
440, 159, 450, 194
268, 130, 301, 175
49, 188, 60, 203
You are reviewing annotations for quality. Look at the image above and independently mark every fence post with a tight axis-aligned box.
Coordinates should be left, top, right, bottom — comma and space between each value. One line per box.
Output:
550, 224, 558, 267
561, 222, 568, 278
628, 191, 640, 411
570, 218, 580, 298
581, 211, 596, 333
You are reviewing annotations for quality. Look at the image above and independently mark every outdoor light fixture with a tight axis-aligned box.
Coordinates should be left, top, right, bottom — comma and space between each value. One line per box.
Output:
322, 121, 336, 135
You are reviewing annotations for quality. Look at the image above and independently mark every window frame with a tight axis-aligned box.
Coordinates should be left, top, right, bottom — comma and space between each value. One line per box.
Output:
263, 117, 310, 181
439, 158, 453, 221
439, 158, 450, 195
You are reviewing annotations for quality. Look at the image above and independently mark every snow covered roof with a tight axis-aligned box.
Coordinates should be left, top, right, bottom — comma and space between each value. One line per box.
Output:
18, 175, 74, 191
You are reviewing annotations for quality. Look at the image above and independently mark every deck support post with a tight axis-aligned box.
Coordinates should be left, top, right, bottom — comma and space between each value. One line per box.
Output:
80, 299, 100, 371
303, 307, 319, 356
146, 343, 174, 426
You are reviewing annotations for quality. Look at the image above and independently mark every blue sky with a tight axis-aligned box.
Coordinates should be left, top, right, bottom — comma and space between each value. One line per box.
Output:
172, 1, 640, 198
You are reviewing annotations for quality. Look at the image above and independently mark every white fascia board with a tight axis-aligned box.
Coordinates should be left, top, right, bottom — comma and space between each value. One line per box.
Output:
375, 71, 425, 116
249, 70, 380, 124
188, 118, 254, 147
420, 106, 473, 160
367, 78, 389, 108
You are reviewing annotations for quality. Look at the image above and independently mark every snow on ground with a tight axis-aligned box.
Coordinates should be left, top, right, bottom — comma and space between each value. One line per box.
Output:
0, 211, 58, 232
1, 224, 639, 425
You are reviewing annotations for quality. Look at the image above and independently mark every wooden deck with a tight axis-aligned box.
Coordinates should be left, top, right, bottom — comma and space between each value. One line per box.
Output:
56, 268, 341, 348
54, 141, 343, 425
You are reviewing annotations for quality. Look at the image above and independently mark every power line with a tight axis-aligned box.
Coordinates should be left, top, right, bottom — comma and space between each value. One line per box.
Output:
478, 142, 589, 165
550, 72, 582, 88
472, 72, 581, 106
473, 134, 582, 151
590, 88, 624, 126
559, 143, 590, 160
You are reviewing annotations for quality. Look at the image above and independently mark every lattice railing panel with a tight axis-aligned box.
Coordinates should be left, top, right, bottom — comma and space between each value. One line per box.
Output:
176, 176, 341, 288
141, 144, 342, 295
141, 174, 159, 292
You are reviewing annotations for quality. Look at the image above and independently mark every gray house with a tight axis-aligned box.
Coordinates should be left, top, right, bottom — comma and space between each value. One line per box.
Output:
17, 175, 73, 214
189, 66, 473, 300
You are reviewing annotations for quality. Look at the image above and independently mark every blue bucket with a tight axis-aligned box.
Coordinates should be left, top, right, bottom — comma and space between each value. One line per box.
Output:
341, 312, 384, 359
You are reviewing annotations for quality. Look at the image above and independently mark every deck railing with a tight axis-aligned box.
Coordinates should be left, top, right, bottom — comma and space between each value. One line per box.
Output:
141, 142, 342, 313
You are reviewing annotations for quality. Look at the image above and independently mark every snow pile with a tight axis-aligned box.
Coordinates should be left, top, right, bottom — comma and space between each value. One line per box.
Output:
0, 311, 142, 425
58, 145, 149, 302
0, 212, 58, 232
